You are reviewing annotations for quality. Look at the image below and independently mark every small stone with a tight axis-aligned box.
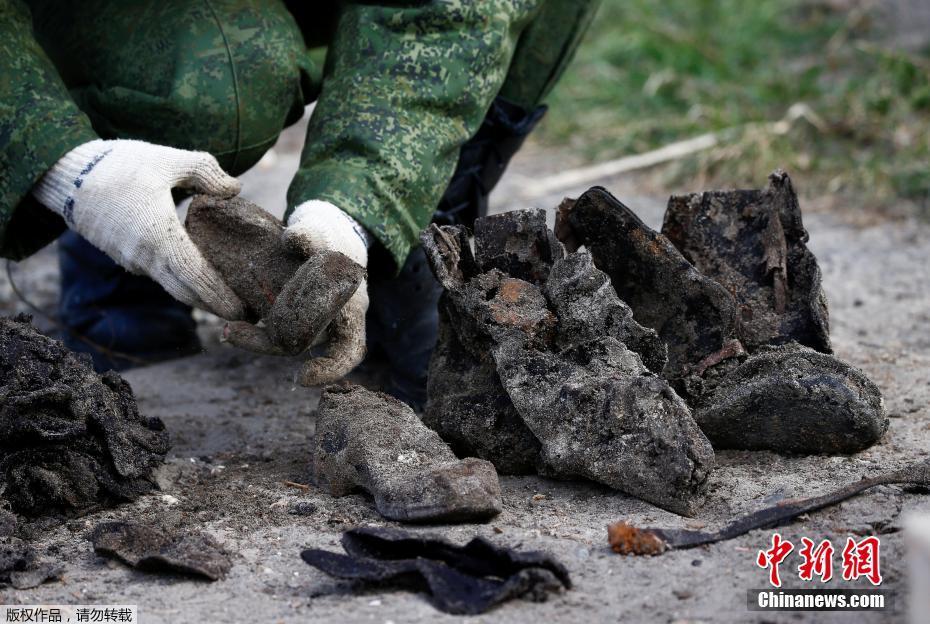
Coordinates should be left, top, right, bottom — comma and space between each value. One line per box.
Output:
288, 501, 318, 516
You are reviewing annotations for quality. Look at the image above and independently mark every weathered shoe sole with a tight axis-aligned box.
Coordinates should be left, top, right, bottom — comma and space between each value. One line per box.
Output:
696, 344, 887, 454
375, 458, 503, 523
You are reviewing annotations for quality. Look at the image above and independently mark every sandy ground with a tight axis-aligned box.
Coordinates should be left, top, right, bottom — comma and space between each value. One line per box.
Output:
2, 118, 929, 623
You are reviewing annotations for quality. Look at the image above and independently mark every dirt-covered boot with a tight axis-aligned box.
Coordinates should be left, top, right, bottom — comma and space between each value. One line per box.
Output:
662, 170, 830, 353
420, 214, 714, 516
661, 171, 886, 453
185, 195, 364, 357
313, 384, 502, 523
558, 176, 886, 455
419, 217, 550, 475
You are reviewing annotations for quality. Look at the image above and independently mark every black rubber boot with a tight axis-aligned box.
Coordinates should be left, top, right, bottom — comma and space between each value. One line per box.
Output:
366, 246, 442, 411
433, 97, 547, 228
58, 231, 201, 372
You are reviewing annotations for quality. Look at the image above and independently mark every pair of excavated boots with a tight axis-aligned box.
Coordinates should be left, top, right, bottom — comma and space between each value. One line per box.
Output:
421, 171, 886, 517
558, 170, 886, 454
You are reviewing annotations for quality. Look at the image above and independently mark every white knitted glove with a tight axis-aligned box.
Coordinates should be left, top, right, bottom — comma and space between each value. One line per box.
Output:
33, 139, 245, 319
283, 200, 370, 385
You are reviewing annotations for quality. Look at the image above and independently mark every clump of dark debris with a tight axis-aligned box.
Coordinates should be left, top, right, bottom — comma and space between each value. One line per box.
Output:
0, 314, 169, 516
90, 521, 232, 581
185, 195, 365, 360
301, 526, 571, 615
421, 210, 714, 516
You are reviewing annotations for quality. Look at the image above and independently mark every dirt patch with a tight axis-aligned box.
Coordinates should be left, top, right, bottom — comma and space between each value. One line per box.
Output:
0, 538, 62, 589
0, 314, 169, 516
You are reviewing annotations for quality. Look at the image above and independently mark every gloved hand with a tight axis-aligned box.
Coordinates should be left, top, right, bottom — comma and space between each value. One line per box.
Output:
33, 139, 245, 319
283, 200, 370, 385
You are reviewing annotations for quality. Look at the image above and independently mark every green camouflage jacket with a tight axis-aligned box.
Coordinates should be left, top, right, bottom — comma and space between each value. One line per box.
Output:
0, 0, 597, 269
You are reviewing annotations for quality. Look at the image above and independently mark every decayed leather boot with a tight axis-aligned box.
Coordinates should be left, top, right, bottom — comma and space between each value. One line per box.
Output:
558, 172, 886, 455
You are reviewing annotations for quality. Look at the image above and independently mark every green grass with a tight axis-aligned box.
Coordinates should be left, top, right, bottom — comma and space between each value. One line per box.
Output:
538, 0, 930, 210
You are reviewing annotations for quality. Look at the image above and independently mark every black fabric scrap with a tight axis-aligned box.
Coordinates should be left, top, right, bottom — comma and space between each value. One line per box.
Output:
300, 526, 570, 614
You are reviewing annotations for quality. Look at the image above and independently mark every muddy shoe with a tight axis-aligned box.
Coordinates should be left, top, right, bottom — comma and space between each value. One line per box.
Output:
494, 333, 714, 516
557, 182, 886, 456
695, 344, 887, 454
424, 308, 542, 475
313, 384, 502, 523
545, 252, 667, 373
491, 253, 713, 516
185, 195, 365, 356
420, 216, 713, 515
662, 170, 830, 352
660, 172, 885, 453
419, 222, 546, 474
556, 187, 742, 396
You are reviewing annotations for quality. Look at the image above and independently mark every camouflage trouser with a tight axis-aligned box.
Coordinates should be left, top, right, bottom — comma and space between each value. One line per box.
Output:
10, 0, 599, 267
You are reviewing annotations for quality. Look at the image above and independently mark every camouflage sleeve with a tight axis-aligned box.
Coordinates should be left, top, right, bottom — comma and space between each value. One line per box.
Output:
286, 0, 541, 271
0, 0, 98, 259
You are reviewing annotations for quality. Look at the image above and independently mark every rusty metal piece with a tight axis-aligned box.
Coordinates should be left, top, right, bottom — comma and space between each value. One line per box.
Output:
607, 521, 668, 556
614, 458, 930, 554
692, 339, 747, 378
